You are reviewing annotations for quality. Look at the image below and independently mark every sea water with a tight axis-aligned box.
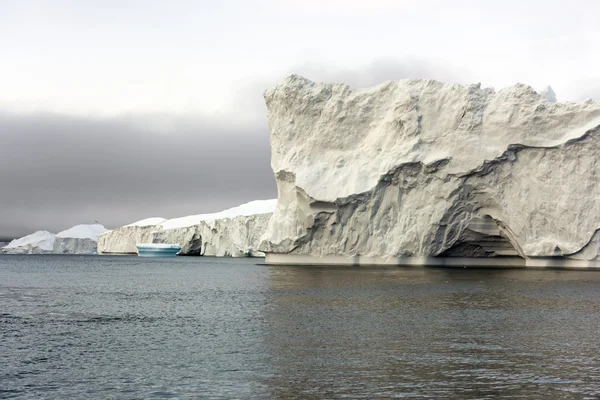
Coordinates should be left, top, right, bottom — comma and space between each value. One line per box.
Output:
1, 255, 600, 399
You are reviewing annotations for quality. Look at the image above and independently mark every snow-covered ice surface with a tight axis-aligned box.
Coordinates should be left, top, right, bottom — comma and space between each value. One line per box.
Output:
98, 199, 276, 257
57, 224, 108, 240
160, 199, 277, 230
125, 217, 167, 227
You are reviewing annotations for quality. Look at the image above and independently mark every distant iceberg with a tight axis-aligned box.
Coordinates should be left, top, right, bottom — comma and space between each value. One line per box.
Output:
2, 224, 108, 255
98, 199, 277, 257
53, 224, 108, 254
538, 85, 557, 102
136, 243, 182, 257
2, 230, 56, 254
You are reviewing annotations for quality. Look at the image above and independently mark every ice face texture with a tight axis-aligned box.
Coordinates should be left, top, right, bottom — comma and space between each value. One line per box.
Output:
98, 199, 276, 256
259, 75, 600, 263
53, 224, 109, 254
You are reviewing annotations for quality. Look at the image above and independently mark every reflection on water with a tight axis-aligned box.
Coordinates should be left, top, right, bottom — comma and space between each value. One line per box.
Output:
1, 256, 600, 399
262, 267, 600, 398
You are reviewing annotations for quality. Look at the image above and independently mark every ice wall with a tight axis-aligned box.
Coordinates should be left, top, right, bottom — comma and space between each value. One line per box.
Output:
260, 75, 600, 265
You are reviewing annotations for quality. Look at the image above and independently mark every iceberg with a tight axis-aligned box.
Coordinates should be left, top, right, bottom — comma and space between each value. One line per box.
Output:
2, 224, 108, 255
1, 230, 56, 254
98, 199, 276, 257
260, 75, 600, 267
53, 224, 109, 254
136, 243, 182, 257
539, 85, 557, 103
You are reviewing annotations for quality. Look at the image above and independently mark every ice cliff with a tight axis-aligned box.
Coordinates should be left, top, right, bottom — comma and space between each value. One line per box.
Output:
52, 224, 108, 254
260, 75, 600, 266
96, 218, 166, 255
97, 199, 276, 256
1, 224, 107, 254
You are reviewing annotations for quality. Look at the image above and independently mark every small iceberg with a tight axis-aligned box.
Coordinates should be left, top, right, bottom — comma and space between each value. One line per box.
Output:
136, 243, 181, 257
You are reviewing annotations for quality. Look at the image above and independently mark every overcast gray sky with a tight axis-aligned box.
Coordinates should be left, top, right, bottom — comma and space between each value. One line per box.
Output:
1, 0, 599, 239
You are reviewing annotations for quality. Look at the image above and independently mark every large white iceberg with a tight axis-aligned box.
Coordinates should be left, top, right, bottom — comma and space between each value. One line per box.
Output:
2, 230, 56, 254
2, 224, 108, 255
259, 75, 600, 267
53, 224, 109, 254
98, 199, 277, 256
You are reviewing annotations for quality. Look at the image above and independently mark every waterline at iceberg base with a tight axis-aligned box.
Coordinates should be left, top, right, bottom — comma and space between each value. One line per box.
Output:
265, 254, 600, 269
259, 75, 600, 268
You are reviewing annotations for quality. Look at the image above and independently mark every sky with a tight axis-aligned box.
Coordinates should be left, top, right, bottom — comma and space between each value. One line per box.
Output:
1, 0, 599, 239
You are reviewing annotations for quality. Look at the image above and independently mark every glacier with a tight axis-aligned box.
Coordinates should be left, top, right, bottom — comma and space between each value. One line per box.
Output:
259, 75, 600, 267
97, 199, 276, 256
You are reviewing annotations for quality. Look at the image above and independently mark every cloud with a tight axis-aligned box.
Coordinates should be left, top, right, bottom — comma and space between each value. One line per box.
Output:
292, 58, 473, 88
573, 81, 600, 102
260, 0, 426, 16
0, 111, 275, 238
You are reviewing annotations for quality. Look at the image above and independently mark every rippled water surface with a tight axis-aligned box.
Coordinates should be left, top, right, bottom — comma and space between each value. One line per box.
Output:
2, 255, 600, 399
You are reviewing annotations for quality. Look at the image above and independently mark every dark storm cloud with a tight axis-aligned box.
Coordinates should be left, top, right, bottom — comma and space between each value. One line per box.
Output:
0, 111, 275, 238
